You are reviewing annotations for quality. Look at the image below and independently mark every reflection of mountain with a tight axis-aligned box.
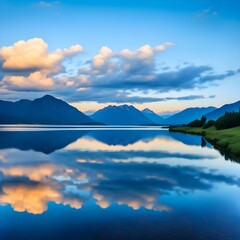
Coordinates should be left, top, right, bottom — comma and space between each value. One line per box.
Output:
169, 131, 212, 148
0, 130, 172, 153
87, 130, 171, 146
0, 131, 87, 154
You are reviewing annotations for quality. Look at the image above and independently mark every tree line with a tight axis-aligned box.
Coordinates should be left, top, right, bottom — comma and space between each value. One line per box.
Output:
186, 109, 240, 130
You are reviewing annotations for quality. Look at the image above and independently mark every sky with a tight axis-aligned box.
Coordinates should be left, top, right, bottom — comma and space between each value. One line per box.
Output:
0, 0, 240, 114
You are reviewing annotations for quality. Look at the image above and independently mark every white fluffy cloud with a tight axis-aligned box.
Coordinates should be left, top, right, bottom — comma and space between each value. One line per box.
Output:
0, 38, 82, 70
79, 42, 174, 81
118, 42, 174, 59
92, 46, 113, 68
0, 38, 83, 91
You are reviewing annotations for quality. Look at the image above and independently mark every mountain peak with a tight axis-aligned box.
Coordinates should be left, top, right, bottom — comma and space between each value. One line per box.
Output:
142, 108, 154, 114
40, 95, 58, 101
119, 104, 134, 110
0, 95, 97, 125
141, 108, 164, 124
104, 104, 134, 111
91, 104, 153, 125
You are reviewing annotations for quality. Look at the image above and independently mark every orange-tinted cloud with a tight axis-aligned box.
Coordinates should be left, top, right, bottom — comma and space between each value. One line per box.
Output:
0, 38, 83, 91
0, 164, 56, 181
0, 184, 61, 214
2, 71, 54, 91
0, 38, 82, 71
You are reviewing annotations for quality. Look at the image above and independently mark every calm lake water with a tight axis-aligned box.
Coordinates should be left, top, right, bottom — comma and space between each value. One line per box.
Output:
0, 126, 240, 240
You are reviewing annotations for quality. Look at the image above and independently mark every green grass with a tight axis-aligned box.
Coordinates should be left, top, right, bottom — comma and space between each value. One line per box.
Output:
169, 126, 240, 162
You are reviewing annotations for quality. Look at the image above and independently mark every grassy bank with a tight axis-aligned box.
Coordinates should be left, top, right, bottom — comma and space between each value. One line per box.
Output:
169, 126, 240, 161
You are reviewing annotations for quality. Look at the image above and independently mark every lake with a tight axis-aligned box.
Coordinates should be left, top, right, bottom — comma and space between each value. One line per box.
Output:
0, 126, 240, 240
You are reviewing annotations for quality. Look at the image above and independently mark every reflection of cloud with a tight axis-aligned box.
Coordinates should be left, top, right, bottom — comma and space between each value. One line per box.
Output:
0, 157, 239, 214
0, 130, 239, 215
0, 152, 7, 162
93, 192, 170, 211
78, 160, 240, 213
0, 164, 56, 181
0, 184, 61, 214
62, 198, 83, 209
0, 162, 90, 214
94, 193, 110, 209
0, 181, 89, 214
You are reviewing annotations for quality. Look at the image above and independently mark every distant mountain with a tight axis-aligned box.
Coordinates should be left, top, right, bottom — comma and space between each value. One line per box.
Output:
205, 100, 240, 120
159, 114, 174, 119
142, 108, 164, 124
91, 104, 154, 125
0, 95, 97, 125
164, 106, 216, 125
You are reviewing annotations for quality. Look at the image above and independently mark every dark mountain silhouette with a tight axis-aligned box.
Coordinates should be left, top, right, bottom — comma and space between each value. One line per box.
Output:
164, 107, 216, 125
205, 100, 240, 120
0, 95, 98, 125
91, 104, 153, 125
142, 108, 164, 124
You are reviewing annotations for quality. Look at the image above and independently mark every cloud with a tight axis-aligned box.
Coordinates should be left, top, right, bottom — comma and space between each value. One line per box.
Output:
0, 38, 82, 71
38, 1, 60, 8
73, 42, 239, 103
81, 64, 233, 91
1, 71, 54, 91
196, 7, 218, 19
67, 87, 211, 103
0, 38, 83, 91
0, 39, 239, 103
80, 42, 174, 77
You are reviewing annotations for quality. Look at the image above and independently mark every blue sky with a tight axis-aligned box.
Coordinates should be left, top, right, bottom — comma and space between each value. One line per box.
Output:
0, 0, 240, 113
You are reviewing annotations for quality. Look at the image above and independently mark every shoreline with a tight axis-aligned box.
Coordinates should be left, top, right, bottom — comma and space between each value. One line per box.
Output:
169, 126, 240, 162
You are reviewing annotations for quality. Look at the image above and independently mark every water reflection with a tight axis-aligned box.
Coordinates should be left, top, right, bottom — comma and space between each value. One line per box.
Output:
0, 129, 239, 216
0, 130, 86, 154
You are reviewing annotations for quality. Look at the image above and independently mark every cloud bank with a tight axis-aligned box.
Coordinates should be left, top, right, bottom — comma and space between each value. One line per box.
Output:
0, 38, 239, 103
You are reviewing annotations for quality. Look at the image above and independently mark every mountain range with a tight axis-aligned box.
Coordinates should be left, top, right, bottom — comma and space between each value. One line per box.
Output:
0, 95, 239, 125
205, 100, 240, 120
142, 108, 164, 124
162, 106, 216, 125
0, 95, 97, 125
91, 105, 153, 125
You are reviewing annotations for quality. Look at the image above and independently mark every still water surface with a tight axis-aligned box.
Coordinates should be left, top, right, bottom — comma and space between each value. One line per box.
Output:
0, 126, 240, 239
